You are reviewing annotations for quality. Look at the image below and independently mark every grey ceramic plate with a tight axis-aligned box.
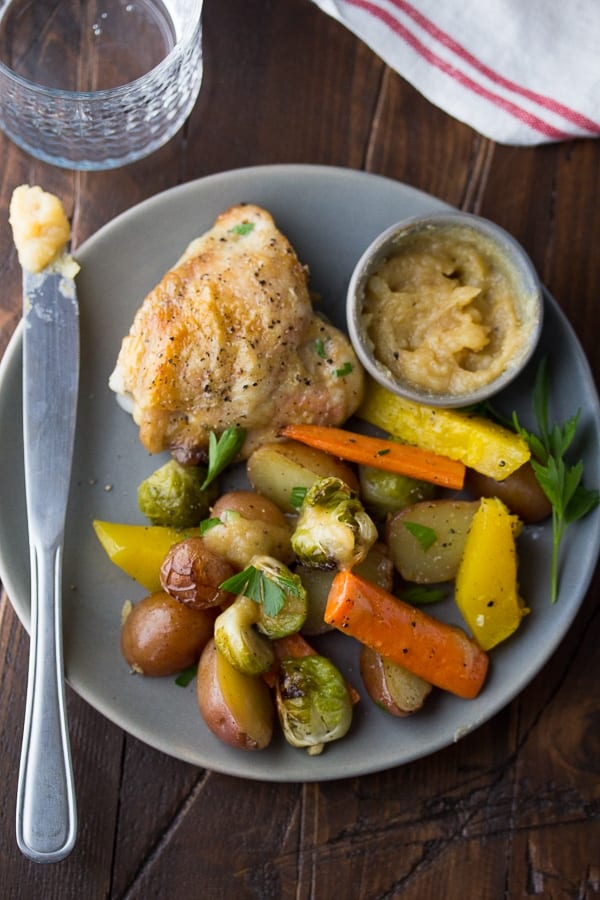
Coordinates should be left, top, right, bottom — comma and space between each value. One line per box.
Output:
1, 165, 599, 782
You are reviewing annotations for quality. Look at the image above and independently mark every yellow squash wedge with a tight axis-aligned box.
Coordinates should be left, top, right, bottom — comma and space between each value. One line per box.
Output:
357, 379, 531, 481
93, 520, 201, 592
454, 497, 528, 650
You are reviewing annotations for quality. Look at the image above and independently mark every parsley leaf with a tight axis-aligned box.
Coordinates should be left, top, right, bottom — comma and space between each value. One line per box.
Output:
402, 585, 447, 605
200, 427, 246, 490
220, 564, 301, 618
513, 358, 599, 603
335, 361, 353, 378
314, 337, 329, 359
290, 486, 308, 509
175, 663, 197, 687
404, 521, 437, 551
199, 516, 221, 535
229, 222, 255, 236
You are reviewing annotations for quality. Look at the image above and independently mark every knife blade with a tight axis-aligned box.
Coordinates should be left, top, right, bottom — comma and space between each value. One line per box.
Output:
15, 264, 79, 862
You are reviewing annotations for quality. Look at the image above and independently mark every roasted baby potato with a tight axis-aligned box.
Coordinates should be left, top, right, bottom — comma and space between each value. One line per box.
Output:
465, 461, 552, 523
197, 637, 274, 751
160, 536, 235, 609
360, 645, 432, 716
203, 490, 293, 568
386, 499, 480, 583
121, 591, 214, 676
247, 440, 359, 513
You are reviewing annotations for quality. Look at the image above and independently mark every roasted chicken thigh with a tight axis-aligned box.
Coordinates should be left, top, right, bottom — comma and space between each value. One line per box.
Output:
109, 204, 365, 463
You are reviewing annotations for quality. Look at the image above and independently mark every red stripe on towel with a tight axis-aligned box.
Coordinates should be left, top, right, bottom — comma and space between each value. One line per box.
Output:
345, 0, 595, 139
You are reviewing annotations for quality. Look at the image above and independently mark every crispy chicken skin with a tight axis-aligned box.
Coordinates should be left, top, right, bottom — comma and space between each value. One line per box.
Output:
109, 204, 365, 463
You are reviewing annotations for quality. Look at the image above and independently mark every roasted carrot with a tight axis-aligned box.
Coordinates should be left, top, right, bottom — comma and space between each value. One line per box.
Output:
324, 571, 488, 700
279, 424, 465, 490
263, 632, 361, 704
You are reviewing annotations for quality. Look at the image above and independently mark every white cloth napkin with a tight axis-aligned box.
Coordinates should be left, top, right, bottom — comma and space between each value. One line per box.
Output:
312, 0, 600, 145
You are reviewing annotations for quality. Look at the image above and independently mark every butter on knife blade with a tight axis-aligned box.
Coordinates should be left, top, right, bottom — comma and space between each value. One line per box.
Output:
9, 184, 79, 863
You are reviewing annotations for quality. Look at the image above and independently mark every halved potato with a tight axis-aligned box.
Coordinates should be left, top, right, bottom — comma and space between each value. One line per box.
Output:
360, 645, 432, 716
246, 440, 359, 513
197, 638, 274, 751
386, 499, 479, 583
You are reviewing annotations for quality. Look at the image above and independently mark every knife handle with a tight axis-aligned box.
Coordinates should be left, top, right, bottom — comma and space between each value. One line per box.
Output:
16, 541, 77, 863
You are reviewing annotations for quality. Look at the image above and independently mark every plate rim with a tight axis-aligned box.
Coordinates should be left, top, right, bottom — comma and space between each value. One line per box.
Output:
1, 163, 599, 781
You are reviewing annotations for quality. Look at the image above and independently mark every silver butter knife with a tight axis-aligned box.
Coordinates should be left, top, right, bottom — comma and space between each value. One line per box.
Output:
16, 262, 79, 862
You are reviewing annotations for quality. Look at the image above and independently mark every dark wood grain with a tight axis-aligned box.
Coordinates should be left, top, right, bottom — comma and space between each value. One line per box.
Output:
1, 0, 598, 897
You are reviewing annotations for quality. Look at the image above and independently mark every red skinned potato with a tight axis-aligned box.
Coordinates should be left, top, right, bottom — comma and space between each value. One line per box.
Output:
121, 591, 214, 676
197, 638, 274, 751
360, 645, 432, 716
465, 461, 552, 523
160, 536, 235, 609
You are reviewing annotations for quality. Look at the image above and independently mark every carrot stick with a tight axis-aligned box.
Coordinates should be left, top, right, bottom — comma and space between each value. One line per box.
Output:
279, 424, 465, 490
263, 632, 361, 704
324, 571, 488, 700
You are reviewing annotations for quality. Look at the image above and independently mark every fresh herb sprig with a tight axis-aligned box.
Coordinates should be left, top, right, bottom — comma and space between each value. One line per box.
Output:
200, 426, 247, 490
512, 358, 599, 603
220, 564, 301, 617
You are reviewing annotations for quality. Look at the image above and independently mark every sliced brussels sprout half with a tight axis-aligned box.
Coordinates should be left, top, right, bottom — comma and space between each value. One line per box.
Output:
250, 556, 308, 639
213, 595, 275, 676
215, 556, 308, 674
275, 655, 353, 755
138, 459, 219, 528
291, 476, 377, 570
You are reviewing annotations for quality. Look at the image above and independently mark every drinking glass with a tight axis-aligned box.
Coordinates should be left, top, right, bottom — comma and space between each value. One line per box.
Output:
0, 0, 204, 169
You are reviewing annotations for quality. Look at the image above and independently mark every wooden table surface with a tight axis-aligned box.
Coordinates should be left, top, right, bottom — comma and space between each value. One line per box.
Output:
1, 1, 599, 897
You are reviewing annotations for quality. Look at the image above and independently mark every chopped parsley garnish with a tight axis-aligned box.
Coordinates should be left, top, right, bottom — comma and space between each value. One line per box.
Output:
402, 585, 447, 605
200, 426, 247, 490
404, 521, 437, 551
315, 337, 329, 359
290, 485, 308, 509
199, 516, 221, 535
335, 362, 353, 378
175, 663, 197, 687
220, 564, 301, 617
229, 222, 255, 236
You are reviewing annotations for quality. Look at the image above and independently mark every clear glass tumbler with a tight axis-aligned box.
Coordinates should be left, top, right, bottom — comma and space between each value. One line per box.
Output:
0, 0, 204, 169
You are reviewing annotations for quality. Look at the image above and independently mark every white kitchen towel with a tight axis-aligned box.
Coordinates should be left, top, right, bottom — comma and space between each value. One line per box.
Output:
312, 0, 600, 145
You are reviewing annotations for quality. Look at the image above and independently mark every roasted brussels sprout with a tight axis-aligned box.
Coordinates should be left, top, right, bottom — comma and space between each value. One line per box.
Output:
214, 556, 308, 674
291, 476, 377, 569
251, 556, 307, 639
138, 459, 218, 528
275, 655, 353, 754
358, 465, 436, 518
214, 595, 275, 676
